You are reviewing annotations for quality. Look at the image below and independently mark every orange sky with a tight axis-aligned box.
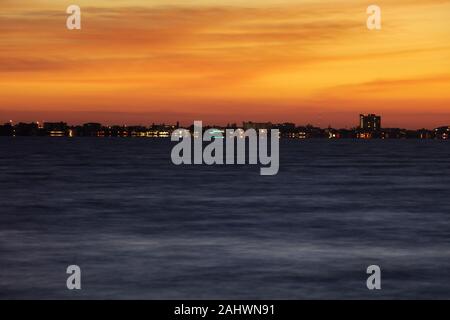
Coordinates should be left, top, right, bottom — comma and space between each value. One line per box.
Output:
0, 0, 449, 128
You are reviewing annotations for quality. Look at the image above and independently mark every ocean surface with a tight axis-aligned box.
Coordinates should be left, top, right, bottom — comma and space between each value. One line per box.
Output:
0, 138, 449, 299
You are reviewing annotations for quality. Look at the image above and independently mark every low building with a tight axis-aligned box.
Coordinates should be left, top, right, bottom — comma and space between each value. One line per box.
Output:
15, 122, 39, 136
0, 122, 14, 136
44, 122, 68, 137
434, 126, 450, 139
243, 121, 272, 131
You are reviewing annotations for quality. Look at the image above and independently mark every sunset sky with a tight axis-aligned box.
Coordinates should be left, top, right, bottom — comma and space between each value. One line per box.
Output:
0, 0, 449, 128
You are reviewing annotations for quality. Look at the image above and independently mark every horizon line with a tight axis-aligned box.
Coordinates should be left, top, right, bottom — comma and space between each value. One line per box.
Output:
1, 119, 449, 131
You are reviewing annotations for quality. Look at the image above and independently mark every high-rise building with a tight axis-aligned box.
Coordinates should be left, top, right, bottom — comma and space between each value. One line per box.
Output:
360, 114, 381, 131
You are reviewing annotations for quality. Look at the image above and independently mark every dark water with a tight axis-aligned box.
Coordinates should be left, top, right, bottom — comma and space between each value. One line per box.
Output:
0, 138, 449, 299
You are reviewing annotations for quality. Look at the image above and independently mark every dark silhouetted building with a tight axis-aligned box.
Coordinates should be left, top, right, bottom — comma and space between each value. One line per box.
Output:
82, 123, 103, 137
15, 122, 39, 136
434, 126, 450, 140
0, 122, 14, 136
360, 114, 381, 131
243, 121, 272, 130
275, 123, 296, 138
358, 114, 381, 139
416, 129, 433, 139
381, 128, 405, 139
44, 122, 68, 137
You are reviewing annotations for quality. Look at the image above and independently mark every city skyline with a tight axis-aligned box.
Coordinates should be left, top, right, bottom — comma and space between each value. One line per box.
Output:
0, 113, 449, 130
1, 114, 449, 139
1, 0, 449, 128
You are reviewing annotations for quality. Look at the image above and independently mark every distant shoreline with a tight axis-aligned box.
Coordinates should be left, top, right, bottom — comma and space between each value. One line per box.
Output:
1, 120, 449, 139
0, 114, 450, 140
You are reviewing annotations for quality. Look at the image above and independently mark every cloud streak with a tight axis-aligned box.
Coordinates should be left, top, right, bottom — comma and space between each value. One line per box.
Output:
0, 1, 449, 128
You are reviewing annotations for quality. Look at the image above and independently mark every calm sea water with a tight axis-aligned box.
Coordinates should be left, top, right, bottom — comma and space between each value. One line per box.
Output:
0, 138, 449, 299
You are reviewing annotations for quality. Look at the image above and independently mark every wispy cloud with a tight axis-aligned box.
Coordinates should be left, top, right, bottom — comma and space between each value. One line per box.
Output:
0, 0, 449, 127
